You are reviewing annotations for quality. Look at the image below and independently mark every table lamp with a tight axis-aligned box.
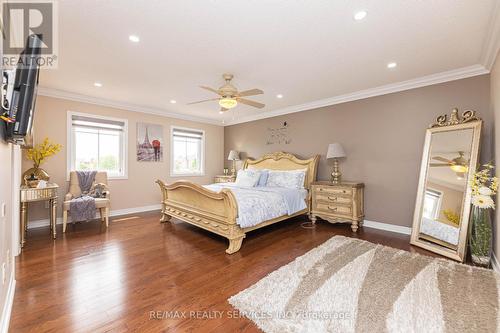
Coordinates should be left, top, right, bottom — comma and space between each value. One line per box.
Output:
227, 150, 240, 176
327, 143, 346, 183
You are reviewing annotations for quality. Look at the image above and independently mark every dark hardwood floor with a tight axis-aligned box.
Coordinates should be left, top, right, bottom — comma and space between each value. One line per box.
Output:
9, 212, 437, 332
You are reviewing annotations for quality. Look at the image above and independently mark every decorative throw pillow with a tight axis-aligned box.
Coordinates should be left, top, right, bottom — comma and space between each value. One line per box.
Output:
89, 183, 108, 198
256, 169, 269, 186
266, 169, 307, 189
235, 169, 262, 187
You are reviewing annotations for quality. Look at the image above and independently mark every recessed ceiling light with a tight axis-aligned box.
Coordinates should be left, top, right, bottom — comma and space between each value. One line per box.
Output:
170, 100, 177, 104
219, 111, 224, 114
354, 11, 367, 21
129, 35, 140, 43
94, 82, 103, 87
276, 94, 283, 99
387, 62, 397, 69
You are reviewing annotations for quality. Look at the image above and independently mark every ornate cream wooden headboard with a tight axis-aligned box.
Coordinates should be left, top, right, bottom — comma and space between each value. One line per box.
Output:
242, 152, 320, 189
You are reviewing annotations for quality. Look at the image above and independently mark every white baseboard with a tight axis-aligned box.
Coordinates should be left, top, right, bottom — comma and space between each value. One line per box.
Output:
27, 204, 162, 229
363, 220, 412, 235
492, 252, 500, 273
0, 275, 16, 333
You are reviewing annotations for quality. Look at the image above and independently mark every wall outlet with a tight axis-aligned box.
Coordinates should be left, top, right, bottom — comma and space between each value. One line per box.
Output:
1, 202, 5, 217
1, 262, 5, 285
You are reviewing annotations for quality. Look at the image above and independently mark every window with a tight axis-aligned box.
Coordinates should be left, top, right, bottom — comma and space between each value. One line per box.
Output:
171, 126, 204, 176
423, 189, 442, 220
68, 112, 128, 179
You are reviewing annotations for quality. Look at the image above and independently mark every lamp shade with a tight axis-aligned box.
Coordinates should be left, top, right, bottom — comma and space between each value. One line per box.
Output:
227, 150, 240, 161
326, 143, 346, 159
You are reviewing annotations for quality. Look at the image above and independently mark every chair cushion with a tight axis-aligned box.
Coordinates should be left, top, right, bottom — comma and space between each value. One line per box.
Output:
63, 197, 110, 211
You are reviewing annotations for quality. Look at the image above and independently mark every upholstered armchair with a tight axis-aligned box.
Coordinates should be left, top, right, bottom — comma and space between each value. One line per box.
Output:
63, 171, 111, 232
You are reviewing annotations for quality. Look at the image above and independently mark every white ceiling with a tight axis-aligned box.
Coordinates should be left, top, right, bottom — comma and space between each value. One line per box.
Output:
38, 0, 500, 125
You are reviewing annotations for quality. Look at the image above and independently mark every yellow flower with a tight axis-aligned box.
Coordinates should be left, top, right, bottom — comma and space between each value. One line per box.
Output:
25, 137, 62, 167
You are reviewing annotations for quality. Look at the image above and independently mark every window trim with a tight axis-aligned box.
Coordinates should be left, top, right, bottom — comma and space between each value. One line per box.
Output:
170, 125, 205, 177
67, 111, 128, 180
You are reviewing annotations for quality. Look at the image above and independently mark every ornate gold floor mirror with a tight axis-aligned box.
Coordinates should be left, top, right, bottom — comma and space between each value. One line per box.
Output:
410, 109, 482, 262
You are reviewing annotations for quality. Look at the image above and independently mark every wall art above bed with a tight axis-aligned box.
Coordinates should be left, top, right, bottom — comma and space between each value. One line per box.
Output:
266, 121, 291, 145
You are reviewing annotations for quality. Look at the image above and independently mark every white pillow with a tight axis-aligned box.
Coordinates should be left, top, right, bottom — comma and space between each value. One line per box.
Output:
235, 169, 261, 187
266, 169, 307, 189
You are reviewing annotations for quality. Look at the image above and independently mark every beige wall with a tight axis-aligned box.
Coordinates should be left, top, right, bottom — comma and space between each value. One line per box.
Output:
0, 139, 15, 329
225, 75, 493, 227
492, 50, 500, 257
24, 96, 224, 221
0, 0, 15, 326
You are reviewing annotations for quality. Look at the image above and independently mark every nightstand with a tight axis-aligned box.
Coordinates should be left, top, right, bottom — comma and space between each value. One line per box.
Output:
214, 175, 236, 183
310, 181, 364, 232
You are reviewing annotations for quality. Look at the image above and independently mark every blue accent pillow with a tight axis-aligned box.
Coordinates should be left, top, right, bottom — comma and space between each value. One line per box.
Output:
257, 169, 269, 186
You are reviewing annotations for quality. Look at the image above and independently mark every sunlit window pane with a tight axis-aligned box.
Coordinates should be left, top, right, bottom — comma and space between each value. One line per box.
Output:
75, 129, 98, 171
71, 115, 126, 178
172, 128, 204, 175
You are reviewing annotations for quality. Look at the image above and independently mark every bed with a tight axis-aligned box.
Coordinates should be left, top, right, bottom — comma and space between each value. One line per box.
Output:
156, 152, 319, 254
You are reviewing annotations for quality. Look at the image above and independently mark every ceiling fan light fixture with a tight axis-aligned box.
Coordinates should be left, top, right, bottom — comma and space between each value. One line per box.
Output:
219, 98, 238, 109
450, 165, 468, 173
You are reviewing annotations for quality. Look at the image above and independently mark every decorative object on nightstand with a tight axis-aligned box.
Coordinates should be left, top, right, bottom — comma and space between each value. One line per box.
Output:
23, 137, 62, 184
214, 175, 236, 183
227, 150, 240, 176
326, 143, 346, 183
310, 181, 364, 232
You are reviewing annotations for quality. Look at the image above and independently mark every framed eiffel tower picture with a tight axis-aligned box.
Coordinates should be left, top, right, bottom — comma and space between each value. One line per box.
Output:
137, 123, 164, 162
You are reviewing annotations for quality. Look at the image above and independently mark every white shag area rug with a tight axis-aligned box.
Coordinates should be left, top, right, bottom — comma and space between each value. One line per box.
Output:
229, 236, 500, 333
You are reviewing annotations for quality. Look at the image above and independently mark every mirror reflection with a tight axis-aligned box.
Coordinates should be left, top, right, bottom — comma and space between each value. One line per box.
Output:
418, 129, 473, 250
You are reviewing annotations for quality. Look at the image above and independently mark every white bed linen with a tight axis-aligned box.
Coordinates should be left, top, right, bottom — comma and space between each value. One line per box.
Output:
204, 183, 308, 228
420, 217, 459, 245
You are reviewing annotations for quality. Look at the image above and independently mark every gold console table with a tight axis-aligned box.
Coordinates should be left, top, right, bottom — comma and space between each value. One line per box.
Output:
20, 183, 59, 248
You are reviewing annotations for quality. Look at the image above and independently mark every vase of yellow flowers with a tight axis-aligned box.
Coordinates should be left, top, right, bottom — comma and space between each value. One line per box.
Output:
23, 137, 62, 186
469, 163, 498, 267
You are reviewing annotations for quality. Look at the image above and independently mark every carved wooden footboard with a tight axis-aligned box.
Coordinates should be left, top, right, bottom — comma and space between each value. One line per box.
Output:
155, 180, 246, 254
156, 152, 320, 254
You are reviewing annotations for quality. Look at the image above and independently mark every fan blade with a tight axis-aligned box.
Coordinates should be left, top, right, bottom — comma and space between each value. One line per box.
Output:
187, 98, 220, 105
430, 163, 450, 167
432, 156, 453, 164
220, 107, 229, 112
200, 86, 222, 95
237, 89, 264, 97
237, 98, 265, 109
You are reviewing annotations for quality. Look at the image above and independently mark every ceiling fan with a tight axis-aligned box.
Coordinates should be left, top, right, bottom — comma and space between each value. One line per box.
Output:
430, 151, 469, 177
188, 74, 265, 113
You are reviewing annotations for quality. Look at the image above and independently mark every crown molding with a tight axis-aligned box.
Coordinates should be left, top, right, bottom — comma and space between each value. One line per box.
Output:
36, 87, 222, 126
480, 0, 500, 70
224, 64, 489, 126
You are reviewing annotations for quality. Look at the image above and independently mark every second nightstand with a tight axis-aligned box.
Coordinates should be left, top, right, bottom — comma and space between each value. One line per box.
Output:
310, 181, 364, 232
214, 175, 236, 183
